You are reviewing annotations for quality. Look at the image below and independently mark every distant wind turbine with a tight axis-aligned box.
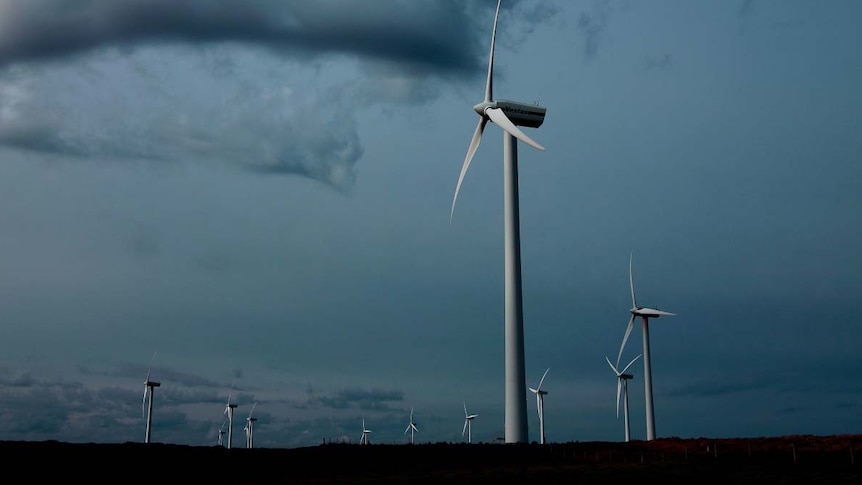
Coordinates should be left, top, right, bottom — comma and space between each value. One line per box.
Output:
404, 407, 419, 445
605, 354, 642, 442
217, 419, 226, 447
449, 0, 547, 445
616, 253, 675, 441
224, 391, 238, 449
142, 350, 160, 444
462, 403, 478, 444
244, 402, 258, 449
528, 367, 550, 444
359, 419, 372, 445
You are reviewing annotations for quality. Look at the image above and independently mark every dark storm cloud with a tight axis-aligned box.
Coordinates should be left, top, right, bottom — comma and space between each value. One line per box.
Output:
0, 1, 545, 191
0, 0, 481, 75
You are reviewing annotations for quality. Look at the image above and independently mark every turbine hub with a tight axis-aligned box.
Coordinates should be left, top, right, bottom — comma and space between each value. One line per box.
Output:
473, 100, 495, 117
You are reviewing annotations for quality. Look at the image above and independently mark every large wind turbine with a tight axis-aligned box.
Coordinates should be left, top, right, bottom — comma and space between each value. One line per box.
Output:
142, 350, 160, 444
359, 419, 372, 445
244, 402, 258, 449
528, 367, 550, 444
462, 403, 478, 444
404, 407, 419, 445
605, 354, 641, 442
616, 253, 675, 441
450, 0, 547, 444
224, 392, 238, 449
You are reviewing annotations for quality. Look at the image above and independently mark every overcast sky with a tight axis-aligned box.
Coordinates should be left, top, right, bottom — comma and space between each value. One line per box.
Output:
0, 0, 860, 448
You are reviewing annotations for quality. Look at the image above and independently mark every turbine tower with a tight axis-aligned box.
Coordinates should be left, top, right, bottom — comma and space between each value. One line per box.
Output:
462, 403, 478, 444
404, 407, 419, 445
528, 367, 550, 444
359, 419, 372, 445
616, 253, 675, 441
605, 354, 642, 442
450, 0, 547, 444
142, 350, 160, 444
224, 393, 238, 449
244, 402, 258, 449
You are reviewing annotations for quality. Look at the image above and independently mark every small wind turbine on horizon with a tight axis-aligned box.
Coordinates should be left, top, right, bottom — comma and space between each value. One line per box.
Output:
528, 367, 550, 444
224, 390, 238, 449
462, 403, 478, 444
449, 0, 547, 445
359, 419, 372, 445
142, 350, 160, 444
244, 402, 258, 449
217, 419, 226, 447
605, 354, 642, 442
404, 407, 419, 445
616, 253, 675, 441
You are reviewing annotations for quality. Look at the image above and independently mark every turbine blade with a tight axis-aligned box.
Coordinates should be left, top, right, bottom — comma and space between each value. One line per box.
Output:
464, 402, 468, 417
629, 252, 637, 308
451, 117, 488, 222
616, 314, 636, 368
462, 419, 469, 436
485, 107, 545, 151
484, 0, 502, 102
142, 388, 148, 419
537, 367, 550, 390
621, 354, 643, 375
605, 355, 619, 374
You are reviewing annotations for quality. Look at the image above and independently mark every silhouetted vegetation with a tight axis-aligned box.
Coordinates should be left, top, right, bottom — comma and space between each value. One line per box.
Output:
4, 434, 859, 484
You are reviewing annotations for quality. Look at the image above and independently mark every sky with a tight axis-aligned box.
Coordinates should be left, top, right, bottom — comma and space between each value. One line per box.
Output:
0, 0, 860, 448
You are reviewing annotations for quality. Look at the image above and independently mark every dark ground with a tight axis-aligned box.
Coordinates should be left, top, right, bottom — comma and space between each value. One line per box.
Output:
5, 434, 860, 484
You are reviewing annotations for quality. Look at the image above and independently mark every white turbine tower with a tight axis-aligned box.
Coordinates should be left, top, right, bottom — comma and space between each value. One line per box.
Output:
528, 367, 550, 444
616, 253, 675, 441
142, 350, 160, 444
450, 0, 547, 444
462, 403, 478, 444
605, 354, 642, 442
244, 402, 258, 449
404, 407, 419, 445
224, 392, 237, 449
359, 419, 372, 445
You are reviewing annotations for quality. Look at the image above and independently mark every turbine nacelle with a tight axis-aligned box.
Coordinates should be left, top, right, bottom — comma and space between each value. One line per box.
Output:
473, 100, 546, 129
631, 307, 676, 318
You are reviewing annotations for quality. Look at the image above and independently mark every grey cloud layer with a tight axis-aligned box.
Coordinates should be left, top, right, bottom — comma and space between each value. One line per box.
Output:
0, 0, 480, 74
0, 0, 541, 190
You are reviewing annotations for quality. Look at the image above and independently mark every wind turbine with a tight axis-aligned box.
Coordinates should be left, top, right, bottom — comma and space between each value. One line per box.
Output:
605, 354, 642, 442
528, 367, 550, 444
462, 403, 478, 444
450, 0, 547, 445
359, 419, 372, 445
404, 407, 419, 445
224, 392, 238, 449
142, 350, 160, 444
616, 253, 675, 441
217, 419, 226, 447
244, 402, 258, 449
